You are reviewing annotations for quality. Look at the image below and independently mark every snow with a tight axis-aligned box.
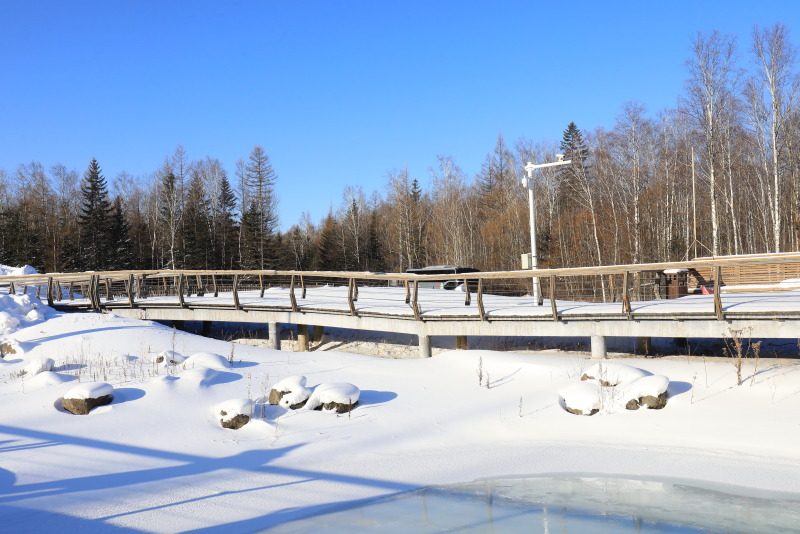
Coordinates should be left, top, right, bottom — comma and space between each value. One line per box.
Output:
0, 263, 38, 276
273, 374, 308, 391
0, 292, 47, 336
62, 381, 114, 400
558, 382, 601, 414
623, 375, 670, 400
0, 309, 799, 531
183, 351, 230, 369
582, 361, 650, 386
22, 357, 54, 376
305, 382, 360, 410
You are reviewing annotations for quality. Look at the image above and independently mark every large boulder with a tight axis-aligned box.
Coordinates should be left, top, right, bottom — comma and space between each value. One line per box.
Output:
623, 375, 670, 410
305, 382, 360, 414
62, 382, 114, 415
559, 382, 601, 416
269, 375, 310, 409
214, 398, 253, 429
581, 362, 649, 387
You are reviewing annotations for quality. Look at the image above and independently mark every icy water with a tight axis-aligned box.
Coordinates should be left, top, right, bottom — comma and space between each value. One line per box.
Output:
271, 475, 800, 533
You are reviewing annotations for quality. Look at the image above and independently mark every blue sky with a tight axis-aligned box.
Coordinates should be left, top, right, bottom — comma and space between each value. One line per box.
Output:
0, 1, 796, 229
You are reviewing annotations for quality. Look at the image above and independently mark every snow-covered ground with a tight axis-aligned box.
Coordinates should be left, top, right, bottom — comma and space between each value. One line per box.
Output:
1, 293, 800, 530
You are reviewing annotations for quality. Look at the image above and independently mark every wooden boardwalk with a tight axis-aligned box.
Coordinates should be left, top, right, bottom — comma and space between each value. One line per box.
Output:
4, 253, 800, 357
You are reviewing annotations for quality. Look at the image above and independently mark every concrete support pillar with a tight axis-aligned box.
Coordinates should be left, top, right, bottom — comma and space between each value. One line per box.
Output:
590, 335, 607, 359
268, 322, 280, 351
297, 324, 309, 352
456, 335, 468, 350
419, 334, 432, 358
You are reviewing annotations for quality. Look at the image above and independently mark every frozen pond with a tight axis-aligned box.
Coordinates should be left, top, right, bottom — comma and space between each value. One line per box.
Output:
271, 475, 800, 533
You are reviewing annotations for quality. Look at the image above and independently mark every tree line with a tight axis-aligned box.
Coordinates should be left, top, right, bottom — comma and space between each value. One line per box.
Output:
1, 24, 799, 274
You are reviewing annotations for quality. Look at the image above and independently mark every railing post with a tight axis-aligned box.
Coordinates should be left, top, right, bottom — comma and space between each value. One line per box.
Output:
347, 278, 357, 316
622, 272, 631, 318
232, 274, 241, 310
128, 274, 135, 308
137, 275, 147, 299
536, 278, 544, 306
212, 274, 218, 297
105, 278, 113, 302
464, 278, 471, 306
68, 282, 74, 301
8, 281, 14, 295
404, 280, 411, 304
177, 274, 186, 308
713, 265, 723, 320
289, 275, 298, 312
549, 275, 558, 321
352, 278, 359, 301
300, 274, 306, 299
259, 274, 265, 298
411, 280, 421, 320
196, 274, 204, 297
46, 277, 54, 306
477, 279, 486, 321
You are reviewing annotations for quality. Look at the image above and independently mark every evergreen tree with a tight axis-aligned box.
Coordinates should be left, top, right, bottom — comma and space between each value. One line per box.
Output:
215, 174, 239, 268
558, 122, 591, 205
365, 209, 385, 272
77, 159, 112, 270
238, 200, 262, 269
183, 172, 210, 268
314, 213, 344, 270
243, 145, 279, 269
108, 196, 134, 269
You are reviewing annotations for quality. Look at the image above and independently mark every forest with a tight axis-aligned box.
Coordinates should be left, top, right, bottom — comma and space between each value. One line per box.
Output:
1, 25, 798, 275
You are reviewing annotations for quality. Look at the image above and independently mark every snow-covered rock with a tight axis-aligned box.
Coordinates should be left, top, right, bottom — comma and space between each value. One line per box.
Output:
581, 362, 650, 387
559, 382, 601, 416
156, 350, 186, 365
269, 375, 311, 409
184, 352, 230, 370
214, 398, 253, 429
623, 375, 670, 410
62, 382, 114, 415
305, 382, 360, 413
23, 357, 54, 377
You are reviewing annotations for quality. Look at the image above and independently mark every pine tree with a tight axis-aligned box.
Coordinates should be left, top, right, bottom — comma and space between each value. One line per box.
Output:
108, 196, 134, 269
558, 122, 591, 205
78, 159, 112, 270
215, 174, 238, 268
314, 213, 344, 270
243, 146, 279, 269
183, 172, 210, 268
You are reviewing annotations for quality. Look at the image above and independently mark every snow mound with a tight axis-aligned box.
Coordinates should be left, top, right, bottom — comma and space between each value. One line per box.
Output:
25, 371, 74, 390
184, 352, 230, 370
271, 375, 311, 409
157, 350, 187, 364
0, 292, 47, 335
23, 357, 54, 376
305, 382, 360, 411
64, 382, 114, 400
180, 367, 232, 388
0, 264, 38, 276
559, 382, 601, 416
581, 362, 650, 386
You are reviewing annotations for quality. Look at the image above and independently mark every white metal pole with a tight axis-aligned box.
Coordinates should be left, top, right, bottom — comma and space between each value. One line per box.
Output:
528, 180, 539, 304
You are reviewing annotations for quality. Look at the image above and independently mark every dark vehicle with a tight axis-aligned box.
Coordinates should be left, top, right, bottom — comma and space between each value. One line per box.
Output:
405, 265, 480, 290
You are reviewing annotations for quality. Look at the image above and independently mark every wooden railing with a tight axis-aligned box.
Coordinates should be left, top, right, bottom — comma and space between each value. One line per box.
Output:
3, 252, 800, 322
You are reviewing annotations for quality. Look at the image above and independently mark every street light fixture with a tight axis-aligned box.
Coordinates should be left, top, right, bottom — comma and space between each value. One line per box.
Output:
523, 154, 572, 305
